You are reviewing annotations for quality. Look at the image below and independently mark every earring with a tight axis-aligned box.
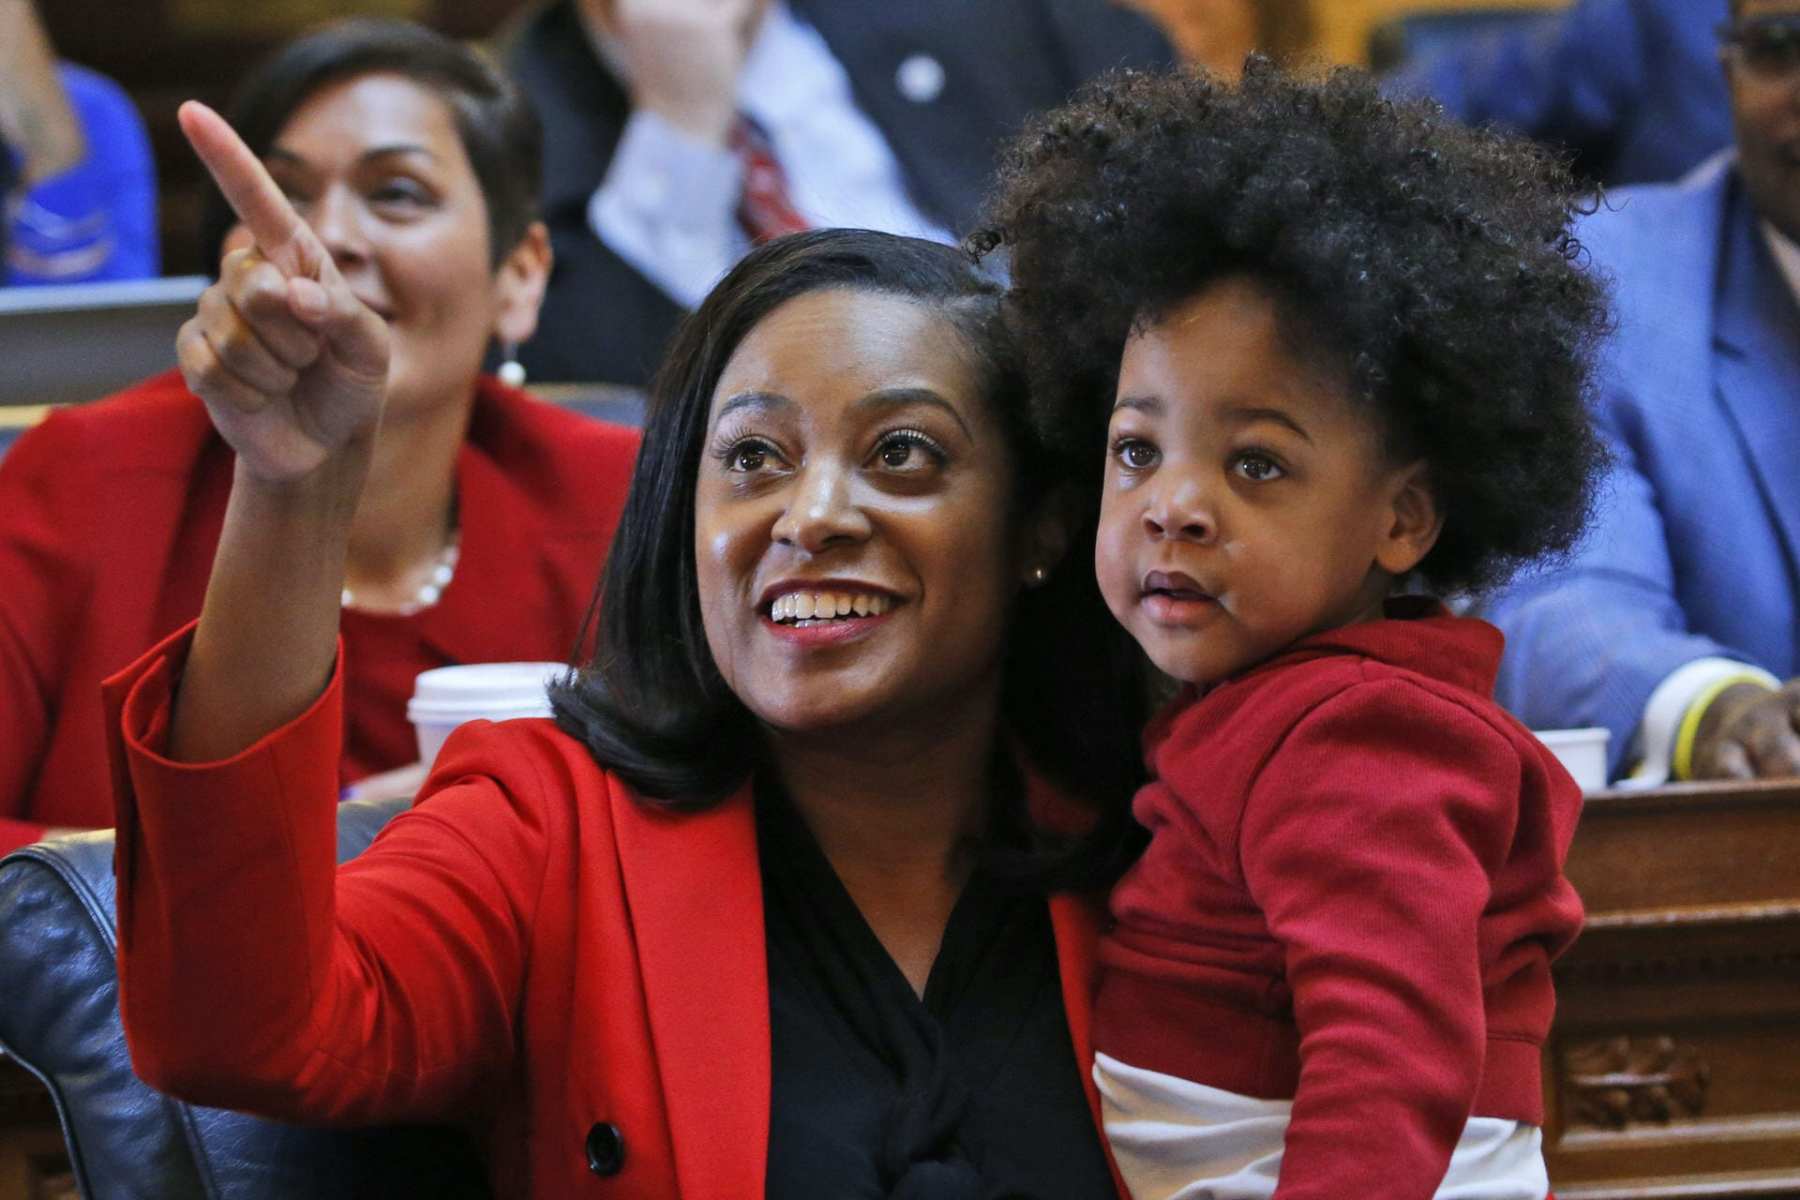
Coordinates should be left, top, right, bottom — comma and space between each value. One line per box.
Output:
497, 340, 527, 389
1026, 565, 1050, 587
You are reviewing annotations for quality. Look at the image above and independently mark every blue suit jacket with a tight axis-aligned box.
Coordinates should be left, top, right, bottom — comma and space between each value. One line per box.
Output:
1489, 155, 1800, 775
1387, 0, 1731, 186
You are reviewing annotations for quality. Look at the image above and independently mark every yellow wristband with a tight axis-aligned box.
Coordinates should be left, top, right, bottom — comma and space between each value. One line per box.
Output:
1672, 672, 1777, 781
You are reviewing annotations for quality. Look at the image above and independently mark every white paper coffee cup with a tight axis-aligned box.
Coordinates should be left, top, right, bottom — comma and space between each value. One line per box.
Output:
407, 662, 564, 769
1532, 726, 1610, 793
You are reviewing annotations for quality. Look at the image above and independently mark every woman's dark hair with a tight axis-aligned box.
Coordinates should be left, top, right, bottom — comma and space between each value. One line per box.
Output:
974, 60, 1611, 594
199, 18, 541, 272
551, 229, 1146, 856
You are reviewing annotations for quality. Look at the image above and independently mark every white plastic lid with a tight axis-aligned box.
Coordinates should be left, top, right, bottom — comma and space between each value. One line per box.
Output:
1532, 727, 1609, 749
406, 661, 565, 723
1531, 726, 1610, 793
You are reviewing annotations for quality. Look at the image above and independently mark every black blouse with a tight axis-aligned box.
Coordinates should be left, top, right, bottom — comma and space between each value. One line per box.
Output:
756, 778, 1117, 1200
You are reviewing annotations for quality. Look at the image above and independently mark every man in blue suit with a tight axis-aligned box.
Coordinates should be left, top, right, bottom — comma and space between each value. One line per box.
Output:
1490, 0, 1800, 784
1387, 0, 1732, 186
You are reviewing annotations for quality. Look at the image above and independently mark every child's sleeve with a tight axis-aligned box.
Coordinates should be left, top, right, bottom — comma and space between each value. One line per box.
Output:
1238, 679, 1521, 1200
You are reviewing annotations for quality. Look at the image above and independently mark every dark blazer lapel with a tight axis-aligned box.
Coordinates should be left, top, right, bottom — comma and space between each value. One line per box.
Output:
1049, 891, 1127, 1197
791, 0, 1171, 235
612, 783, 770, 1200
507, 0, 634, 219
1712, 180, 1800, 589
1025, 765, 1127, 1194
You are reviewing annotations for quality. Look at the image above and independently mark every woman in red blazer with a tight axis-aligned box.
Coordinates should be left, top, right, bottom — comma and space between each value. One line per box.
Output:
107, 93, 1147, 1195
0, 21, 639, 853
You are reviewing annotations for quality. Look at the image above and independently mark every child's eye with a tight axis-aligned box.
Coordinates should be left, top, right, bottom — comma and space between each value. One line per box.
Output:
1112, 436, 1160, 471
1232, 452, 1284, 482
871, 429, 946, 473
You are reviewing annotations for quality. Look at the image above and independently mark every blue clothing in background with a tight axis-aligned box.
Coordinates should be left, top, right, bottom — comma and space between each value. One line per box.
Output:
0, 130, 15, 269
6, 63, 157, 285
1487, 155, 1800, 775
1386, 0, 1732, 187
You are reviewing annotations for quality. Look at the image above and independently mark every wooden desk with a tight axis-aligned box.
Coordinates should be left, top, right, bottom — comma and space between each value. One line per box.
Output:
2, 777, 1792, 1198
0, 1055, 70, 1200
1545, 779, 1800, 1198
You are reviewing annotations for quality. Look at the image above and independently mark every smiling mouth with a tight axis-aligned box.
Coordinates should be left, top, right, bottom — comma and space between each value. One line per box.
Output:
767, 589, 897, 628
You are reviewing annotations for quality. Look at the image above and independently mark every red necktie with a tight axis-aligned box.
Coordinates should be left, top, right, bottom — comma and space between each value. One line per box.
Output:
730, 114, 811, 244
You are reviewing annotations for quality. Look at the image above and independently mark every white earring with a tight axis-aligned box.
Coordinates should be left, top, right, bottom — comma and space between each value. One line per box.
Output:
497, 340, 527, 389
1026, 565, 1050, 587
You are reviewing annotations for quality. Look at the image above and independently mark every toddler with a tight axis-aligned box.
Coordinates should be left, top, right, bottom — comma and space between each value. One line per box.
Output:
981, 62, 1610, 1200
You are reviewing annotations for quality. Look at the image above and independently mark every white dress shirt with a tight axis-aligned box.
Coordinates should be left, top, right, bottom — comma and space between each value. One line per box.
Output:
1764, 218, 1800, 306
586, 2, 954, 309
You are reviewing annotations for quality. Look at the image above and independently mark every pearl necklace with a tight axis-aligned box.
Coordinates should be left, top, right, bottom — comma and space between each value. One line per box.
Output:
341, 533, 461, 616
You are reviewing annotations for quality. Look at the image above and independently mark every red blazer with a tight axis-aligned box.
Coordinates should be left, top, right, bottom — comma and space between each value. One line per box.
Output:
107, 625, 1122, 1199
0, 371, 639, 854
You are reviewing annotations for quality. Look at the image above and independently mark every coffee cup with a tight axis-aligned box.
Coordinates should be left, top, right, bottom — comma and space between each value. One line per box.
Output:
1532, 726, 1610, 793
407, 662, 566, 769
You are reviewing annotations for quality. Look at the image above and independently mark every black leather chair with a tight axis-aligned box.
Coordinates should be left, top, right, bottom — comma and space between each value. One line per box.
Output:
0, 795, 490, 1199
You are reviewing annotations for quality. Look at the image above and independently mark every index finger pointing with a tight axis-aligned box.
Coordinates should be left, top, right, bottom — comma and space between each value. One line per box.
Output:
178, 100, 318, 278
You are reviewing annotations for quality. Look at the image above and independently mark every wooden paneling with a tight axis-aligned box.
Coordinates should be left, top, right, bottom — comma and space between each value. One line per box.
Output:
1129, 0, 1570, 67
0, 1057, 69, 1200
1544, 781, 1800, 1198
1311, 0, 1568, 64
2, 782, 1795, 1196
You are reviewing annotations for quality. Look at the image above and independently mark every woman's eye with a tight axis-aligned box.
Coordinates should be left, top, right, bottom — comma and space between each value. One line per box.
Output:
873, 430, 943, 472
724, 440, 773, 472
1113, 437, 1159, 470
1233, 452, 1284, 482
371, 181, 431, 208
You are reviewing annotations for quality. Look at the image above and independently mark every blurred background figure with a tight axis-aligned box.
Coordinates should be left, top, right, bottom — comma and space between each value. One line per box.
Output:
0, 0, 84, 195
1383, 0, 1733, 186
501, 0, 1175, 384
1, 0, 159, 284
1488, 0, 1800, 784
0, 20, 639, 854
1123, 0, 1315, 76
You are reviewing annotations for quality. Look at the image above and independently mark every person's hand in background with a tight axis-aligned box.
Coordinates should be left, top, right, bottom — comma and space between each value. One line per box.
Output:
590, 0, 767, 145
0, 0, 84, 183
1690, 679, 1800, 780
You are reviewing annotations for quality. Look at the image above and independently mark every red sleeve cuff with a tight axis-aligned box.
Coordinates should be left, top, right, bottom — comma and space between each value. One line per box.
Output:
100, 620, 347, 956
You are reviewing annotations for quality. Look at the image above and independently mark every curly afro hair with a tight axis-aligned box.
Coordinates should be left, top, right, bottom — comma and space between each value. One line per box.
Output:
973, 59, 1611, 595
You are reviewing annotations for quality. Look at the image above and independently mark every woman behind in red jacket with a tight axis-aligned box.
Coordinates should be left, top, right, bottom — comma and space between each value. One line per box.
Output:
104, 91, 1149, 1196
0, 20, 639, 853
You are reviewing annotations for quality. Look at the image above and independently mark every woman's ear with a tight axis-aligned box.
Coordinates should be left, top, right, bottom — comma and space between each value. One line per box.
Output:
1017, 484, 1078, 588
493, 221, 553, 348
1373, 461, 1444, 577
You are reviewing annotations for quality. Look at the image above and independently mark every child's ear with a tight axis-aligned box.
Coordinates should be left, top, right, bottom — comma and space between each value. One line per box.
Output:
1016, 484, 1077, 589
1374, 461, 1443, 577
